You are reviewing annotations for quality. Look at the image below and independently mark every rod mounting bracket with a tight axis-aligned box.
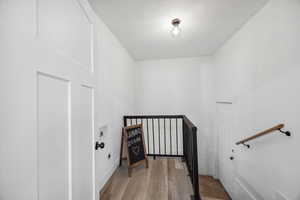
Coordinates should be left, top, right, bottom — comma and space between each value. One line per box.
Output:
278, 128, 291, 136
242, 143, 250, 148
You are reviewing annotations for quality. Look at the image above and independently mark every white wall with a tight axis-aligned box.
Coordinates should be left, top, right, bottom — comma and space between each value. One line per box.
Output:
136, 57, 215, 174
214, 0, 300, 199
0, 1, 136, 200
93, 13, 137, 192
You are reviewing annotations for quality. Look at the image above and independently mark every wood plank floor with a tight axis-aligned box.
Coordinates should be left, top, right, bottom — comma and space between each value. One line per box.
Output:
100, 158, 230, 200
199, 176, 231, 200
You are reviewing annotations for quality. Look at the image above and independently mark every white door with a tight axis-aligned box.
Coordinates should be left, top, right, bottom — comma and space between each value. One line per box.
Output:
37, 74, 95, 200
216, 103, 236, 198
0, 0, 96, 200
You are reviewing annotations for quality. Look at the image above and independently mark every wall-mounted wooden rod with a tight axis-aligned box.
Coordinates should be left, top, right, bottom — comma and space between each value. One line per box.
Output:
216, 101, 233, 104
236, 124, 291, 148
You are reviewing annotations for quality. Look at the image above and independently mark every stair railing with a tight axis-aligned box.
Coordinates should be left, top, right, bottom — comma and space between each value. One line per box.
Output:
123, 115, 201, 200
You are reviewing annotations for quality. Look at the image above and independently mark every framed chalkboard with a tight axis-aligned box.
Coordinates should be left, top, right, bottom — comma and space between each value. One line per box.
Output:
121, 124, 148, 177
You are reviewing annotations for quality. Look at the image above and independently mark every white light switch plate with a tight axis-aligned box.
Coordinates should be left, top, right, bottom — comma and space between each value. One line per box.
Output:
98, 125, 108, 140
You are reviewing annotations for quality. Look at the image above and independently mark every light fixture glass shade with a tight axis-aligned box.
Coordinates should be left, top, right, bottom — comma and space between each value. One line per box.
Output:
171, 18, 181, 37
171, 25, 181, 37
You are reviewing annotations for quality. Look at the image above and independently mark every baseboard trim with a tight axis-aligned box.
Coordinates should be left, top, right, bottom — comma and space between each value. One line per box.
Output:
212, 176, 232, 200
99, 163, 119, 199
98, 158, 120, 198
199, 175, 232, 200
218, 179, 233, 200
99, 169, 117, 197
275, 191, 289, 200
235, 178, 258, 200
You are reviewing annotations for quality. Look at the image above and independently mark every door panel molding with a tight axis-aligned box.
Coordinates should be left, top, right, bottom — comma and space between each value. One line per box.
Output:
37, 71, 72, 200
36, 0, 94, 72
73, 84, 95, 200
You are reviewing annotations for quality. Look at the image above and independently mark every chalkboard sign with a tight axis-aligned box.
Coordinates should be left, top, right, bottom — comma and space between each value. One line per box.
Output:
120, 124, 148, 177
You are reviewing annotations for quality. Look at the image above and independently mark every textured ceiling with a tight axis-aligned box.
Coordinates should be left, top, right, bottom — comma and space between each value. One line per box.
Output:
89, 0, 269, 60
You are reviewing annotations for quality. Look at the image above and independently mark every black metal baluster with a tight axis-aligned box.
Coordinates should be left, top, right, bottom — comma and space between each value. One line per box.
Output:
192, 129, 200, 200
135, 118, 138, 125
130, 119, 133, 126
120, 117, 127, 166
164, 118, 166, 154
183, 119, 186, 157
141, 118, 144, 141
184, 122, 186, 158
170, 118, 172, 155
176, 118, 178, 156
146, 119, 149, 154
158, 118, 161, 155
152, 118, 155, 158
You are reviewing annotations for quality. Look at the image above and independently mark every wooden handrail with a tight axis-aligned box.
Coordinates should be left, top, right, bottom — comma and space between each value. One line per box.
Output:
236, 124, 290, 146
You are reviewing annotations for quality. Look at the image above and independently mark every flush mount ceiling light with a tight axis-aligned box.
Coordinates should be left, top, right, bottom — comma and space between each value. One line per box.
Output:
171, 18, 181, 37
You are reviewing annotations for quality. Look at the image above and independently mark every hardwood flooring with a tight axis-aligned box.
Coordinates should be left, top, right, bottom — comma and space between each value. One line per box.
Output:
199, 176, 231, 200
100, 158, 230, 200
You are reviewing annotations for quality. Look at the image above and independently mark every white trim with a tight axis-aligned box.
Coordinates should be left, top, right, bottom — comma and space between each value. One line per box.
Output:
36, 71, 71, 200
36, 71, 40, 200
90, 24, 95, 74
91, 88, 96, 200
68, 81, 72, 200
235, 178, 258, 200
98, 158, 120, 191
35, 0, 39, 38
75, 0, 95, 73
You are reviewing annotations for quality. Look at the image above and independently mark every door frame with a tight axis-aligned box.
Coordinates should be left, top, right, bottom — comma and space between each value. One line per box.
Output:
215, 101, 236, 199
